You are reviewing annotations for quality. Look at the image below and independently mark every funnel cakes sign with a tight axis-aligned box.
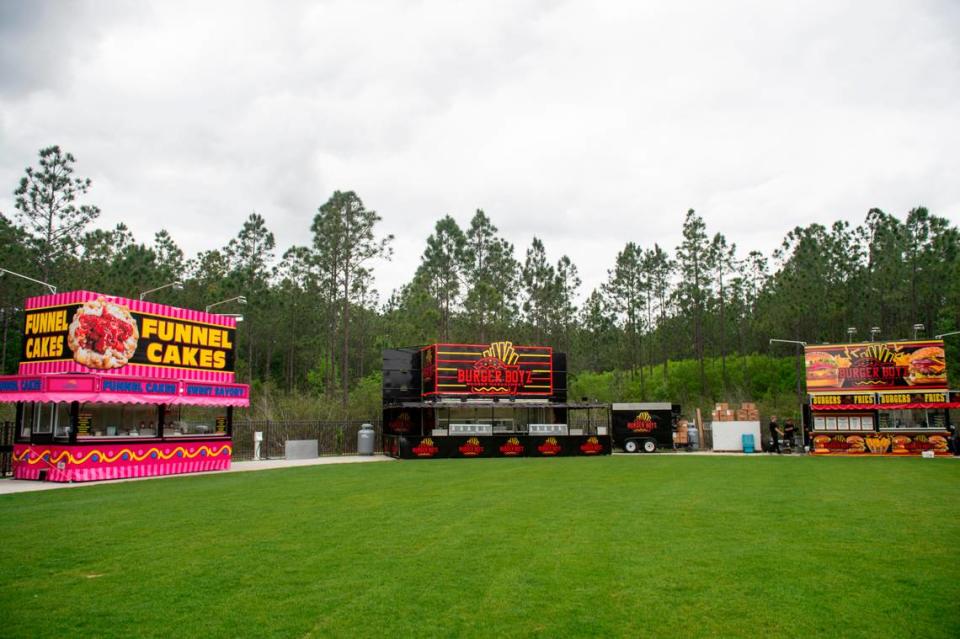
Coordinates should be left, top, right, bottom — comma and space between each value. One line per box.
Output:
422, 341, 553, 397
20, 291, 238, 383
804, 340, 947, 393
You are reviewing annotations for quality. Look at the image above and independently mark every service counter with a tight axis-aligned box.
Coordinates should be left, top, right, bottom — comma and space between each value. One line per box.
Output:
386, 433, 611, 459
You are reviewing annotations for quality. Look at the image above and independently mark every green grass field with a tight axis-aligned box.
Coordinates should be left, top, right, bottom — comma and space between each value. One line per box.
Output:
2, 456, 959, 638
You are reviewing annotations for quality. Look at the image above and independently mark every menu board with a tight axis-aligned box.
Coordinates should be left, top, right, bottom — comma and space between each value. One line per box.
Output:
77, 412, 92, 436
861, 415, 874, 431
814, 416, 826, 430
825, 416, 838, 431
836, 416, 850, 430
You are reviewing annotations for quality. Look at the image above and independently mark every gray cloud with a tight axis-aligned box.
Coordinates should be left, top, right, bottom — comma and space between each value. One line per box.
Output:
0, 0, 958, 302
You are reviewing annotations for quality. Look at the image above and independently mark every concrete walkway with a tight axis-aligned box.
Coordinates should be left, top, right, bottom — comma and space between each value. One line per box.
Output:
0, 454, 395, 495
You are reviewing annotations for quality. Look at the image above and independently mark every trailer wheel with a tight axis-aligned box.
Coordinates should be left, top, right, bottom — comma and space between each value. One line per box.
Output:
642, 440, 657, 453
624, 440, 640, 454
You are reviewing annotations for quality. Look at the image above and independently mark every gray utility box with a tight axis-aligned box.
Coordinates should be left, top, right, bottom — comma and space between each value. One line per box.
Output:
285, 439, 319, 460
358, 423, 375, 456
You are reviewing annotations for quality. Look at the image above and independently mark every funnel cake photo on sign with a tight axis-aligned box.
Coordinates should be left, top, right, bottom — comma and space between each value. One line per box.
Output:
67, 297, 139, 369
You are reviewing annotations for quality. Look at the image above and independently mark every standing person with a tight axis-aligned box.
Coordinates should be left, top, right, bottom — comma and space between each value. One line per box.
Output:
802, 420, 814, 453
783, 419, 797, 452
768, 415, 782, 454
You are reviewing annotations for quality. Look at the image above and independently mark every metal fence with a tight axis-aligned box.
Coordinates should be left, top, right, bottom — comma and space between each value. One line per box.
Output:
231, 420, 383, 461
0, 422, 13, 477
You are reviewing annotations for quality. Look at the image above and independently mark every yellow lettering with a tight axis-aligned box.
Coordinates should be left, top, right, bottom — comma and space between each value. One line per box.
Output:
193, 327, 208, 346
157, 322, 175, 342
55, 310, 67, 331
209, 330, 221, 348
199, 350, 213, 368
146, 342, 163, 363
141, 317, 158, 339
181, 347, 199, 367
174, 323, 191, 344
222, 330, 232, 349
213, 351, 225, 369
162, 347, 181, 365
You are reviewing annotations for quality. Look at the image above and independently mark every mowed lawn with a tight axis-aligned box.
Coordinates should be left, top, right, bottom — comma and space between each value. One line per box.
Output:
1, 457, 958, 638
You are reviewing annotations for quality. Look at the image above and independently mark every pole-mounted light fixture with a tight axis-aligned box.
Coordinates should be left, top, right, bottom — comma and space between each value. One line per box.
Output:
769, 338, 808, 347
912, 324, 925, 340
870, 327, 881, 341
847, 327, 857, 340
936, 330, 960, 340
205, 295, 247, 313
0, 267, 57, 295
139, 280, 183, 301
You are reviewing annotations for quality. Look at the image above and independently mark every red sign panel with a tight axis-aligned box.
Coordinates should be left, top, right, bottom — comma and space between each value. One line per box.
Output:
422, 341, 553, 398
804, 340, 947, 393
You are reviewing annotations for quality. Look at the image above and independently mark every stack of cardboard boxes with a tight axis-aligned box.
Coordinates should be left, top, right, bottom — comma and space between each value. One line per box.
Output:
711, 402, 760, 422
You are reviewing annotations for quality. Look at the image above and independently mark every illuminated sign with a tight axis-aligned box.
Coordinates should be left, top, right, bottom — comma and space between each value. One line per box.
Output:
627, 411, 657, 432
20, 291, 237, 379
810, 394, 876, 406
805, 340, 946, 393
422, 341, 553, 397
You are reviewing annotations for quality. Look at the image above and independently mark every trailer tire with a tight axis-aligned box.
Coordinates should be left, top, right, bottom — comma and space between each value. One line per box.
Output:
642, 439, 657, 453
624, 440, 640, 454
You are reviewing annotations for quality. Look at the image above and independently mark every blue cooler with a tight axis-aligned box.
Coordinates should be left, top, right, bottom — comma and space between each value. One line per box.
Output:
741, 433, 755, 454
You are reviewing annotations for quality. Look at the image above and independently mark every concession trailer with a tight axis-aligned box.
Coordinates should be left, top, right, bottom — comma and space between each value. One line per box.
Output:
3, 290, 249, 482
610, 402, 682, 453
382, 341, 611, 459
804, 339, 955, 456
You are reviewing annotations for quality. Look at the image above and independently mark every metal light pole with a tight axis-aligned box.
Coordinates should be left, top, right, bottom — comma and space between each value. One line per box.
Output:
936, 331, 960, 340
205, 295, 247, 313
0, 267, 57, 294
139, 280, 183, 301
870, 327, 881, 342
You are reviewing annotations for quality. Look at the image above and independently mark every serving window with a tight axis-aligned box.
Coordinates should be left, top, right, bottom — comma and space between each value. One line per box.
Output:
19, 402, 71, 439
879, 408, 946, 430
435, 405, 553, 434
77, 403, 161, 438
165, 405, 228, 437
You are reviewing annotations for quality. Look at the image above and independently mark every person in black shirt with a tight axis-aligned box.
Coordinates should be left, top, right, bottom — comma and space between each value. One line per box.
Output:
768, 415, 782, 454
783, 419, 797, 451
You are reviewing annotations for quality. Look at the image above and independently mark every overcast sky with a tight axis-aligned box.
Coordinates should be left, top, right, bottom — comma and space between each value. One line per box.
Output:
1, 0, 958, 301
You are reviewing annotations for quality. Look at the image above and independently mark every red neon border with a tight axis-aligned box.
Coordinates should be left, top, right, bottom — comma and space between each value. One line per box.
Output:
422, 342, 554, 397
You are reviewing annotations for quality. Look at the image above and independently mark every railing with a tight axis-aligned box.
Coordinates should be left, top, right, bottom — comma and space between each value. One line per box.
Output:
231, 420, 383, 461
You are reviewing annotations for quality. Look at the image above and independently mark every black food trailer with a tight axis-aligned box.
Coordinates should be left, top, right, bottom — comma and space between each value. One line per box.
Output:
611, 402, 681, 453
382, 342, 611, 459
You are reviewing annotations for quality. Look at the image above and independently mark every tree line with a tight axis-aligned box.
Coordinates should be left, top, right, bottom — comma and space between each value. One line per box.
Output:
2, 146, 958, 418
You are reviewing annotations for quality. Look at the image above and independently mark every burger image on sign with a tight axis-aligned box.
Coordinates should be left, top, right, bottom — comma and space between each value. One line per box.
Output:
805, 351, 839, 389
905, 346, 946, 387
67, 297, 139, 370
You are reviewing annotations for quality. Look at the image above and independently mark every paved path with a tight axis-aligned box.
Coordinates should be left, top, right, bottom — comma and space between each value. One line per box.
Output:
0, 454, 395, 495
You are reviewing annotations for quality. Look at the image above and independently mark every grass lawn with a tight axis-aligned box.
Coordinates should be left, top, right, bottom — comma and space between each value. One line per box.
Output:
1, 456, 959, 638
